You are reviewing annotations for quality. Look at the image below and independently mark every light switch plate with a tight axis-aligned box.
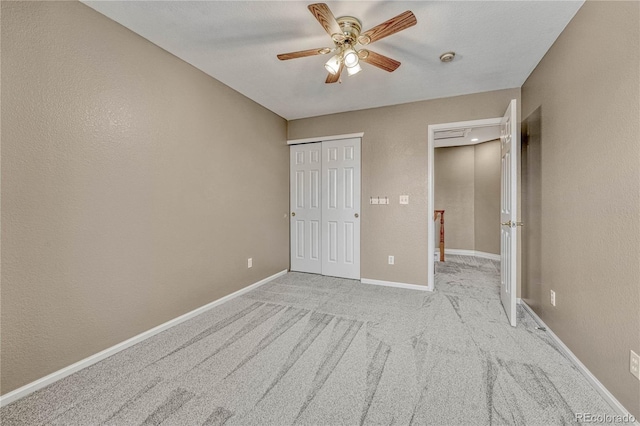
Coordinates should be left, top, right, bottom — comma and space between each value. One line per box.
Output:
400, 195, 409, 205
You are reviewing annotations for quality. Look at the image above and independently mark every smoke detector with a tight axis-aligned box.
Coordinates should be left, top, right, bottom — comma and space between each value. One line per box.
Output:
439, 52, 456, 63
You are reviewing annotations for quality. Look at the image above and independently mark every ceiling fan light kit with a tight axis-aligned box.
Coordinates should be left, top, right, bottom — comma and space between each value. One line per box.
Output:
324, 54, 341, 74
346, 62, 362, 76
277, 3, 417, 84
343, 46, 359, 67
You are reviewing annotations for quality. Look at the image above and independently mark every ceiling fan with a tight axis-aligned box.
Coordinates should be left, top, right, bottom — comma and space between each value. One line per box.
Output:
277, 3, 417, 83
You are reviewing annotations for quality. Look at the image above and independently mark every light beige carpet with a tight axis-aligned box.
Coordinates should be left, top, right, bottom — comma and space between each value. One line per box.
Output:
1, 257, 618, 425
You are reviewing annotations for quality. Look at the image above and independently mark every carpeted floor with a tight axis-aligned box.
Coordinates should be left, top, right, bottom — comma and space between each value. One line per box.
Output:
1, 256, 619, 425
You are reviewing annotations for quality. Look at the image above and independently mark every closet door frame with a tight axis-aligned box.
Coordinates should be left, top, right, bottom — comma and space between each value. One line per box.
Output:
288, 133, 363, 279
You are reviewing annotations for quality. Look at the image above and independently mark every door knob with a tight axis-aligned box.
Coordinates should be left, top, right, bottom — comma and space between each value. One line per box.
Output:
355, 213, 359, 218
291, 212, 295, 217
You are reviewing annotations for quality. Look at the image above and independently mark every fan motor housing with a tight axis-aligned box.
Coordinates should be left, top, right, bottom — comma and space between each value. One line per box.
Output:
335, 16, 362, 44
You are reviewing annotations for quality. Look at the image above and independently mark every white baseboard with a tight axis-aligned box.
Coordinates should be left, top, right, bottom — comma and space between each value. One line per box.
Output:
473, 251, 501, 261
444, 249, 500, 261
0, 269, 288, 408
444, 249, 475, 257
519, 300, 638, 424
361, 278, 431, 292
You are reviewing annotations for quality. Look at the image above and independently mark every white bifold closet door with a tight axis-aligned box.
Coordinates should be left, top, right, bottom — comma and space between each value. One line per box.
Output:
290, 143, 322, 274
321, 139, 361, 279
290, 138, 360, 279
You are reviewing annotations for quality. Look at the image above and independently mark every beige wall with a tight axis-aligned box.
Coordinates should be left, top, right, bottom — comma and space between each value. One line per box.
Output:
289, 89, 520, 285
434, 140, 501, 255
474, 140, 501, 254
434, 146, 475, 251
521, 1, 640, 417
8, 0, 635, 417
1, 1, 289, 395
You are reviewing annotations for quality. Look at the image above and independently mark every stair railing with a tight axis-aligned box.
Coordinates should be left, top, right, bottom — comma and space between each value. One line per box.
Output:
434, 210, 445, 262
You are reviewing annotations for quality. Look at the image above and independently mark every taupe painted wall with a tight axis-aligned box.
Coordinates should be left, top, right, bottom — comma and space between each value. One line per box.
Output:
474, 141, 501, 254
288, 89, 520, 285
434, 146, 475, 251
521, 1, 640, 417
434, 141, 501, 255
1, 1, 289, 395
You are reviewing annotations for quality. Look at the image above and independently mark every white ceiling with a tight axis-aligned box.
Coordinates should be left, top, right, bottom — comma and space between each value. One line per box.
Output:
82, 1, 583, 120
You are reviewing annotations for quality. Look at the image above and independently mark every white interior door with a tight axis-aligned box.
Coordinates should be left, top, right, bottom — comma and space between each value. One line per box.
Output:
290, 143, 322, 274
321, 138, 361, 279
500, 99, 518, 327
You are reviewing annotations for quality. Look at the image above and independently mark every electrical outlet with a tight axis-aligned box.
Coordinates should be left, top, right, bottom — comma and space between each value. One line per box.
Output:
631, 350, 640, 380
248, 258, 252, 268
550, 290, 556, 306
370, 197, 379, 205
388, 256, 394, 265
400, 195, 409, 205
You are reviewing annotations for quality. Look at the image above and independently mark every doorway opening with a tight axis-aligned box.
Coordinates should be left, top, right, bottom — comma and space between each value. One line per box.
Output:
427, 99, 519, 326
427, 117, 502, 290
433, 125, 502, 261
521, 107, 542, 306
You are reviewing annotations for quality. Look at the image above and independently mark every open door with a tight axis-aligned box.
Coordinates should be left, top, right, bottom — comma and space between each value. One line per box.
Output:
500, 99, 518, 327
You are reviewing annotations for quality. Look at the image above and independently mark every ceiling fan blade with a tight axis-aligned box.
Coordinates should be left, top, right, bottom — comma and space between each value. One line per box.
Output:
359, 50, 401, 72
325, 63, 344, 83
277, 47, 332, 60
308, 3, 343, 40
358, 11, 417, 45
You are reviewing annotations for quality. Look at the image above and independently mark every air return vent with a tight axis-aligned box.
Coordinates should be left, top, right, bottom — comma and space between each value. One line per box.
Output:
434, 128, 470, 140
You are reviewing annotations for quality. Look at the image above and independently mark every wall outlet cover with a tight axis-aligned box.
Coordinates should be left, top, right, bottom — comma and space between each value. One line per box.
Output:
400, 195, 409, 205
550, 290, 556, 306
248, 258, 253, 268
388, 256, 394, 265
